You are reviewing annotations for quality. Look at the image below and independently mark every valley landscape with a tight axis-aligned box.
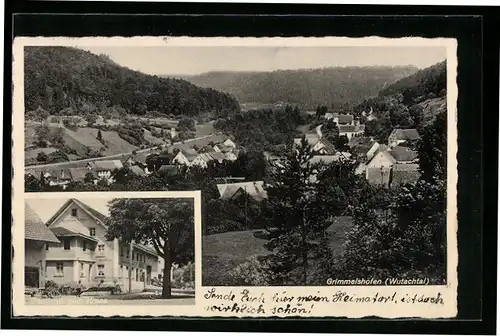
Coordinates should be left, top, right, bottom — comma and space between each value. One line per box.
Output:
24, 45, 449, 288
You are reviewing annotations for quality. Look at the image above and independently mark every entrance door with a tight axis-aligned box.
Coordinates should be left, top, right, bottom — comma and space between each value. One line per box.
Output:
25, 267, 40, 288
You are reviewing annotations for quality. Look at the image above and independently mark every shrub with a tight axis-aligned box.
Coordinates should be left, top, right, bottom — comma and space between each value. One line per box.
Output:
44, 280, 58, 290
227, 256, 271, 286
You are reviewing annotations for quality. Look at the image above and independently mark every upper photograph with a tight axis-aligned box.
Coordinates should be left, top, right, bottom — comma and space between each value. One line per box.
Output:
19, 39, 451, 287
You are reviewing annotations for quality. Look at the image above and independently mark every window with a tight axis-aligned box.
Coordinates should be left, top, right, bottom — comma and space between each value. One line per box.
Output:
71, 208, 77, 217
63, 238, 71, 250
119, 265, 123, 278
83, 241, 87, 251
97, 264, 105, 277
132, 252, 135, 260
98, 244, 105, 252
80, 262, 85, 277
56, 263, 64, 276
135, 269, 139, 281
120, 247, 123, 257
46, 244, 49, 251
89, 228, 96, 237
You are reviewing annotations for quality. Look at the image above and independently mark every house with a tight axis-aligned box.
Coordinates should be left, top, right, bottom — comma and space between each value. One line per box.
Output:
389, 146, 418, 163
334, 114, 355, 125
87, 160, 123, 183
338, 124, 365, 140
41, 169, 73, 189
366, 150, 397, 170
388, 128, 421, 148
348, 136, 374, 159
390, 164, 421, 187
172, 148, 199, 166
216, 181, 268, 201
122, 152, 151, 167
191, 152, 227, 169
43, 198, 160, 292
25, 203, 60, 289
308, 152, 352, 166
293, 134, 335, 155
68, 168, 97, 183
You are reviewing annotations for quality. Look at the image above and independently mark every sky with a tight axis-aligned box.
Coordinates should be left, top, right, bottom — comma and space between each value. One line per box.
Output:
81, 46, 447, 76
26, 198, 112, 223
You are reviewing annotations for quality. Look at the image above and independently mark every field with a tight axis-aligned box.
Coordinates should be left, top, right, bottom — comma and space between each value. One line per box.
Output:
25, 147, 59, 165
143, 128, 165, 145
63, 127, 137, 156
202, 216, 353, 286
195, 123, 216, 137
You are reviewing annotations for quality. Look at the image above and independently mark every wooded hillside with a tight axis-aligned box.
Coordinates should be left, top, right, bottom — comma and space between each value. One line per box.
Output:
180, 66, 418, 109
24, 47, 240, 119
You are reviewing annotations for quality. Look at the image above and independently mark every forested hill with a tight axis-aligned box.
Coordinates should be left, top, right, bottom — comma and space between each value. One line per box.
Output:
378, 61, 447, 104
177, 66, 418, 109
354, 60, 447, 142
24, 47, 240, 119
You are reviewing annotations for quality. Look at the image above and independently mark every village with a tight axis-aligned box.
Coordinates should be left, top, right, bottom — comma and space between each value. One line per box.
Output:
24, 111, 421, 197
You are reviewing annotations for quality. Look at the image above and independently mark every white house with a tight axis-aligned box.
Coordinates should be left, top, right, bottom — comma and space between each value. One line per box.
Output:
172, 148, 198, 166
216, 181, 267, 201
43, 198, 160, 292
191, 152, 227, 169
293, 134, 335, 155
338, 124, 365, 140
86, 160, 123, 183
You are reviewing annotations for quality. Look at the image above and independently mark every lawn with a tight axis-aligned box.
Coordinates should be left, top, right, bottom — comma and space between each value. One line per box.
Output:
202, 216, 353, 286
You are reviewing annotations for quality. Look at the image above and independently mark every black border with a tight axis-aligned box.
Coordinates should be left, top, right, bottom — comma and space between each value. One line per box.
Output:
3, 3, 497, 335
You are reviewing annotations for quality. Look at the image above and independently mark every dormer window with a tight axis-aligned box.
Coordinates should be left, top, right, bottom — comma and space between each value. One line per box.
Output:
71, 208, 77, 217
89, 228, 96, 236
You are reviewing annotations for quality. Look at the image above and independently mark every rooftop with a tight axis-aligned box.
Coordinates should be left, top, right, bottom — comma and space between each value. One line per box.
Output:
25, 202, 60, 243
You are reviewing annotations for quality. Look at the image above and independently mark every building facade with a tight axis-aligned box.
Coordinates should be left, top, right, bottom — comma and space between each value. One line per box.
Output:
44, 198, 160, 291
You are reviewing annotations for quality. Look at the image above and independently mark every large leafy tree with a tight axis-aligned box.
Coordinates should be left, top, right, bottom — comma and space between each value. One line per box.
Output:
417, 111, 446, 182
105, 198, 194, 298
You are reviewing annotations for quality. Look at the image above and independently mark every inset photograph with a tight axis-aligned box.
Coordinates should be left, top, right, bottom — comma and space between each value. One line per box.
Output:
22, 194, 195, 306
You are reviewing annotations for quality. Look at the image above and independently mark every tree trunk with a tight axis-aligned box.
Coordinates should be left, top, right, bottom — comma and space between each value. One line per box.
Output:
162, 249, 172, 299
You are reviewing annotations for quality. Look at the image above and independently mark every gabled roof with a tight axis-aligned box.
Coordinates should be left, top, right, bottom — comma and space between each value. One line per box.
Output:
390, 146, 418, 162
171, 134, 228, 153
46, 198, 108, 229
293, 134, 320, 147
307, 152, 352, 166
41, 169, 73, 180
50, 226, 99, 243
338, 125, 365, 133
389, 128, 421, 141
90, 160, 123, 171
369, 150, 397, 166
178, 148, 198, 161
44, 198, 159, 257
217, 181, 267, 201
25, 202, 60, 243
68, 168, 96, 181
196, 152, 227, 163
